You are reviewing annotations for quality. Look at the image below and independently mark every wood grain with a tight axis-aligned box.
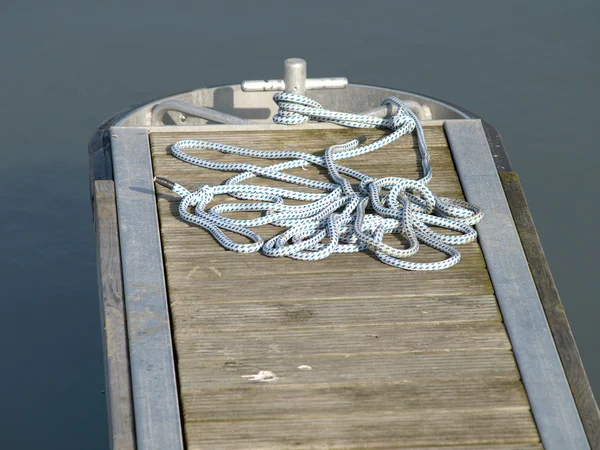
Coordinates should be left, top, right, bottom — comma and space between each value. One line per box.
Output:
93, 181, 136, 450
181, 379, 530, 419
150, 126, 539, 448
170, 295, 501, 330
185, 410, 539, 450
167, 269, 494, 302
173, 321, 511, 359
176, 350, 522, 385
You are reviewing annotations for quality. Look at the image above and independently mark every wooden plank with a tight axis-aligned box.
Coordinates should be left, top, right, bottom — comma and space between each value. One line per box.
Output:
181, 380, 530, 419
500, 171, 600, 449
397, 446, 543, 450
161, 244, 486, 271
387, 446, 542, 450
170, 295, 500, 330
184, 410, 539, 450
166, 269, 494, 302
149, 126, 540, 449
173, 322, 511, 359
176, 350, 522, 385
161, 246, 486, 271
93, 180, 136, 450
149, 151, 459, 178
150, 144, 457, 166
149, 124, 451, 153
154, 168, 462, 196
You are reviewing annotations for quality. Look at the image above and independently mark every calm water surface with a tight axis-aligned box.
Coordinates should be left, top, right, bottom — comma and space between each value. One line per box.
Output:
1, 1, 598, 448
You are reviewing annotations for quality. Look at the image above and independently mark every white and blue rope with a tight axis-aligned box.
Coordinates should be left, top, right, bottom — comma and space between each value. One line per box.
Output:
155, 93, 483, 270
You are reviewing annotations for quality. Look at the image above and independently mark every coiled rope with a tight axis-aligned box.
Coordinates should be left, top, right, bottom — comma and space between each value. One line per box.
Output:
154, 93, 483, 270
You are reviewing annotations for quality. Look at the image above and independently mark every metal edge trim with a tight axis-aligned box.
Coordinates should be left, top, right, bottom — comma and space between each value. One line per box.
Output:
113, 82, 472, 127
499, 172, 600, 448
103, 81, 514, 173
110, 127, 184, 450
444, 119, 589, 449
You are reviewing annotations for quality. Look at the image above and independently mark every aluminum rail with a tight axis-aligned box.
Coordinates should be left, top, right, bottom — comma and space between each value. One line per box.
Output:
151, 99, 255, 126
360, 101, 432, 121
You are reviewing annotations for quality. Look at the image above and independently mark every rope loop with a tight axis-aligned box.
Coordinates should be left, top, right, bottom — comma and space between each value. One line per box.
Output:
156, 93, 484, 270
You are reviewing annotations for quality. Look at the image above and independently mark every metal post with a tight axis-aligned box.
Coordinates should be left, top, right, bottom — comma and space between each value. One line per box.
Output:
283, 58, 307, 95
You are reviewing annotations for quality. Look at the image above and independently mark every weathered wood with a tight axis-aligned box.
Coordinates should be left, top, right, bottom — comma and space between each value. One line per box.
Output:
162, 244, 486, 270
181, 379, 530, 418
93, 180, 136, 450
158, 206, 483, 265
399, 446, 543, 450
185, 410, 539, 450
500, 171, 600, 449
149, 124, 451, 152
162, 247, 486, 273
171, 295, 500, 330
150, 126, 540, 448
176, 350, 522, 385
173, 321, 511, 359
167, 269, 494, 302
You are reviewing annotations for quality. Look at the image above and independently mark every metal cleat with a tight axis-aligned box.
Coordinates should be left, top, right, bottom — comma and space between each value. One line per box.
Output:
241, 58, 348, 95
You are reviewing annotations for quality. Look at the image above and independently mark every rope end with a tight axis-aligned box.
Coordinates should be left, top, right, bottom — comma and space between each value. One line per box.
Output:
356, 135, 367, 145
154, 177, 176, 190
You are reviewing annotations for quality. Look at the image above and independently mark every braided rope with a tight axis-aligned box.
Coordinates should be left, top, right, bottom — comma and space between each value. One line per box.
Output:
155, 93, 483, 270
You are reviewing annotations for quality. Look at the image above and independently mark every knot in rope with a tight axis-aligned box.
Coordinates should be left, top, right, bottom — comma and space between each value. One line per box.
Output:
156, 93, 483, 270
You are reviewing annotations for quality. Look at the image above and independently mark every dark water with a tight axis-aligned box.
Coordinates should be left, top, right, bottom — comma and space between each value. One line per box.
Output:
1, 1, 598, 448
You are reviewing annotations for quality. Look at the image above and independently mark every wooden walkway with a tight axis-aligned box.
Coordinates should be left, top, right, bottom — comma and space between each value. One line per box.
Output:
150, 125, 541, 449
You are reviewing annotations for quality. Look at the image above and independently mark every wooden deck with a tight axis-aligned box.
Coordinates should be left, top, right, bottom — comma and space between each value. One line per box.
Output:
149, 125, 541, 449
